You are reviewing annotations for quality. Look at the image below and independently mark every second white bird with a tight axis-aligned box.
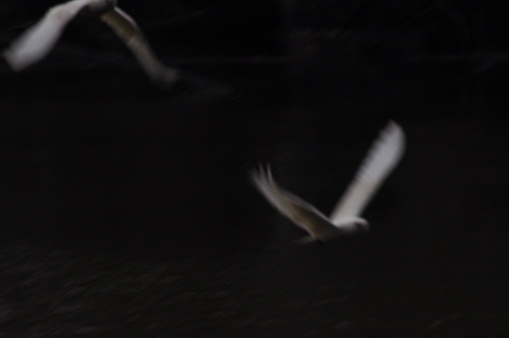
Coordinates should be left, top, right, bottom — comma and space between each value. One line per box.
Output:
251, 121, 405, 244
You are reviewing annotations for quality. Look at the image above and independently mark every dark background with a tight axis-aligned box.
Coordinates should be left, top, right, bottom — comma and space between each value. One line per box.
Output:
0, 1, 508, 336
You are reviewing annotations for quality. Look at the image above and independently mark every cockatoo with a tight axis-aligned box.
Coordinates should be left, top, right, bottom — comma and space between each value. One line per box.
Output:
3, 0, 179, 88
251, 121, 405, 244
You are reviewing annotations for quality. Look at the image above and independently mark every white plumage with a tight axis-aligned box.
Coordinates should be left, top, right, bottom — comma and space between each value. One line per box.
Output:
251, 121, 405, 244
3, 0, 179, 88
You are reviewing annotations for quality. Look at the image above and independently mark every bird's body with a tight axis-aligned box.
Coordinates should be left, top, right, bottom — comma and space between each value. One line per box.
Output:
251, 121, 405, 244
3, 0, 179, 89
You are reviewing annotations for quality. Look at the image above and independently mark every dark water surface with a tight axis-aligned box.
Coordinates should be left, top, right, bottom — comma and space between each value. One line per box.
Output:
0, 62, 508, 336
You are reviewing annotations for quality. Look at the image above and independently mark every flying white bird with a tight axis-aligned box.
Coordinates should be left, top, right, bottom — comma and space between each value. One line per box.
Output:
251, 121, 405, 244
3, 0, 179, 89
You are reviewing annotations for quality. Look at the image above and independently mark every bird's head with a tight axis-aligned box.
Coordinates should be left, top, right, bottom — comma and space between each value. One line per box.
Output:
338, 216, 370, 233
354, 218, 370, 233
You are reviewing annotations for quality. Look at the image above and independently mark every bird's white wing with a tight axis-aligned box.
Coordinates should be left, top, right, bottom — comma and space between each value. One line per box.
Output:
251, 166, 335, 238
101, 7, 179, 88
3, 0, 92, 70
329, 121, 405, 226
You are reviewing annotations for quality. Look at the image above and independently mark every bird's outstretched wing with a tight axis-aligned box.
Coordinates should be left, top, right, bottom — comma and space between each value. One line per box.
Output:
251, 166, 335, 238
3, 0, 92, 70
101, 7, 180, 88
329, 121, 405, 226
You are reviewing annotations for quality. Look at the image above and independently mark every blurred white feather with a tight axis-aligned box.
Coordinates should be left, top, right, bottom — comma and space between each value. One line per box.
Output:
251, 121, 405, 244
3, 0, 97, 70
100, 7, 179, 88
3, 0, 179, 88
